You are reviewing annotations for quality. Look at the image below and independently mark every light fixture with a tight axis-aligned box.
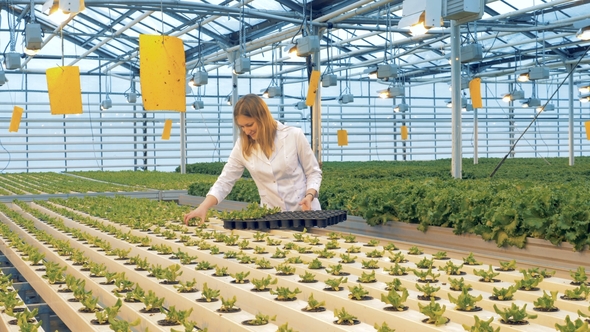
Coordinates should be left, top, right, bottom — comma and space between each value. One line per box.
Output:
459, 44, 483, 63
42, 0, 84, 25
125, 92, 137, 103
574, 19, 590, 40
188, 70, 208, 87
579, 93, 590, 103
338, 94, 354, 104
4, 52, 21, 70
517, 67, 549, 82
322, 74, 338, 87
536, 103, 554, 112
294, 36, 320, 57
442, 0, 485, 25
0, 66, 6, 86
261, 86, 281, 99
233, 55, 250, 74
446, 97, 468, 108
397, 0, 442, 35
462, 103, 473, 112
501, 89, 525, 102
100, 97, 112, 110
394, 103, 409, 113
521, 98, 541, 108
378, 86, 405, 99
287, 44, 299, 59
192, 100, 204, 110
24, 23, 43, 56
578, 83, 590, 94
377, 64, 398, 79
448, 76, 470, 91
226, 95, 232, 106
295, 101, 307, 110
367, 68, 378, 79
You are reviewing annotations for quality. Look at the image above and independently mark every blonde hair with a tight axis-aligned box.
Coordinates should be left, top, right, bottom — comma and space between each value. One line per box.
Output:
234, 94, 277, 159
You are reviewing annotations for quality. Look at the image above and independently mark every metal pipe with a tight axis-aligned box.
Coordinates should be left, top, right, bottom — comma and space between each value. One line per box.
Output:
451, 20, 462, 179
568, 64, 574, 166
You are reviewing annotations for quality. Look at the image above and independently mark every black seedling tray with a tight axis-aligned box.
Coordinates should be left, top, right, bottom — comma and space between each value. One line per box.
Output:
222, 210, 347, 230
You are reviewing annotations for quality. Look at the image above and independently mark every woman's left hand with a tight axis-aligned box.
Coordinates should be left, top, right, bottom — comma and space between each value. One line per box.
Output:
298, 195, 313, 211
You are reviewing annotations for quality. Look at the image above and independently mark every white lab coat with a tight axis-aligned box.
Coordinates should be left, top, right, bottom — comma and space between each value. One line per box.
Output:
207, 121, 322, 211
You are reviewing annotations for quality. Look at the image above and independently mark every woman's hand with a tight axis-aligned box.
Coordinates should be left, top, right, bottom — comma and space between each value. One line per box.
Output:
298, 192, 315, 211
184, 206, 208, 226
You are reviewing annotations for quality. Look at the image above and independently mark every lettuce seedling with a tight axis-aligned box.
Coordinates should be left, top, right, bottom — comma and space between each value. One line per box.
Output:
385, 278, 405, 292
389, 251, 406, 263
493, 303, 537, 324
348, 284, 369, 300
474, 265, 500, 282
200, 283, 220, 302
534, 290, 559, 311
275, 262, 296, 275
358, 270, 377, 283
346, 245, 361, 253
439, 261, 464, 275
334, 307, 357, 325
271, 286, 301, 300
462, 316, 499, 332
326, 263, 345, 276
325, 277, 348, 291
304, 293, 325, 311
374, 322, 396, 332
448, 287, 482, 311
462, 252, 481, 265
231, 271, 250, 284
492, 284, 519, 301
246, 312, 276, 325
416, 282, 440, 300
314, 248, 335, 259
418, 299, 449, 326
343, 234, 357, 243
251, 276, 277, 291
339, 253, 357, 264
381, 288, 409, 311
554, 315, 590, 332
174, 278, 198, 293
307, 258, 324, 269
299, 271, 316, 282
448, 277, 471, 291
219, 296, 239, 312
142, 290, 164, 312
415, 257, 434, 269
271, 248, 287, 259
384, 263, 408, 276
498, 259, 517, 271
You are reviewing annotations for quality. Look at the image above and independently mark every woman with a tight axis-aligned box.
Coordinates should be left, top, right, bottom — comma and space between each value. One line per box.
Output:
184, 94, 322, 225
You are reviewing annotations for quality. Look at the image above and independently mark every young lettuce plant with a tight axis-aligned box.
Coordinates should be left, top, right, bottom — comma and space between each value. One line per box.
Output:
416, 282, 441, 301
334, 307, 358, 325
462, 252, 481, 265
348, 284, 370, 300
213, 266, 229, 276
324, 277, 348, 291
339, 253, 357, 264
244, 312, 276, 326
491, 284, 519, 301
418, 299, 449, 326
230, 271, 250, 284
109, 317, 141, 332
199, 283, 220, 302
275, 262, 296, 275
448, 277, 471, 291
569, 266, 588, 285
493, 303, 537, 324
474, 265, 500, 282
255, 258, 272, 269
174, 278, 198, 293
361, 259, 380, 269
533, 290, 559, 311
251, 275, 277, 291
498, 259, 517, 271
563, 284, 590, 300
358, 270, 377, 283
160, 306, 194, 326
554, 316, 590, 332
303, 293, 325, 312
307, 258, 324, 270
385, 278, 405, 292
142, 290, 165, 313
271, 286, 301, 301
415, 257, 435, 269
93, 299, 122, 325
439, 261, 464, 275
381, 288, 409, 311
218, 296, 240, 313
447, 287, 482, 311
384, 263, 409, 276
462, 316, 500, 332
299, 271, 316, 283
389, 251, 407, 263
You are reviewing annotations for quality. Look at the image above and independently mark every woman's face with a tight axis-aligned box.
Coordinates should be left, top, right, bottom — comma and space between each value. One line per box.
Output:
236, 115, 259, 140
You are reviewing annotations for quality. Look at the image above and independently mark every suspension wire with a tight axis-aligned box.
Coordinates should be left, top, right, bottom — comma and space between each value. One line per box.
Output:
490, 44, 590, 177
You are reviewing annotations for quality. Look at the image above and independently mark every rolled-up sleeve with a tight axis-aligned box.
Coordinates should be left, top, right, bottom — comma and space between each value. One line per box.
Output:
207, 143, 245, 204
295, 129, 322, 194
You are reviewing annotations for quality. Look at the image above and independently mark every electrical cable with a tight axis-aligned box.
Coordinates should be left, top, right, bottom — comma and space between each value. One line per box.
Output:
490, 44, 590, 177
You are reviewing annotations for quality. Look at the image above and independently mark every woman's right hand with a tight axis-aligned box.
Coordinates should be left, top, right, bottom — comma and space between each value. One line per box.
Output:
184, 206, 208, 226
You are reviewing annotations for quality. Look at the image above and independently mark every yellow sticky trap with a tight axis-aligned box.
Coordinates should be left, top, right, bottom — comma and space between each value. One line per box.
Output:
162, 119, 173, 140
585, 121, 590, 140
46, 66, 83, 115
139, 35, 186, 112
469, 78, 482, 109
9, 106, 24, 132
337, 129, 348, 146
305, 70, 321, 107
401, 125, 408, 140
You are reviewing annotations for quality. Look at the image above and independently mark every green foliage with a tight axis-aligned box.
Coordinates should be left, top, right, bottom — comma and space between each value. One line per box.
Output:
161, 306, 194, 325
439, 261, 464, 275
94, 298, 122, 324
361, 259, 380, 269
384, 263, 408, 276
219, 296, 238, 312
275, 262, 296, 275
462, 252, 481, 265
305, 293, 325, 311
492, 284, 519, 301
448, 277, 471, 291
448, 287, 482, 311
416, 282, 440, 299
299, 271, 316, 282
325, 277, 348, 291
230, 271, 250, 283
358, 270, 377, 283
570, 266, 588, 284
307, 258, 324, 269
462, 316, 500, 332
473, 265, 500, 282
555, 316, 590, 332
214, 266, 228, 276
339, 253, 357, 263
326, 263, 345, 276
408, 246, 422, 255
271, 286, 301, 300
415, 257, 434, 269
200, 283, 220, 302
380, 288, 409, 310
432, 251, 448, 259
251, 275, 277, 291
384, 278, 405, 291
255, 258, 272, 269
348, 284, 369, 300
494, 303, 537, 324
246, 312, 276, 325
418, 299, 449, 326
174, 278, 198, 293
498, 259, 517, 271
142, 290, 165, 311
334, 307, 357, 325
374, 322, 396, 332
563, 284, 590, 300
534, 290, 559, 310
517, 269, 543, 290
388, 251, 406, 263
343, 234, 357, 243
